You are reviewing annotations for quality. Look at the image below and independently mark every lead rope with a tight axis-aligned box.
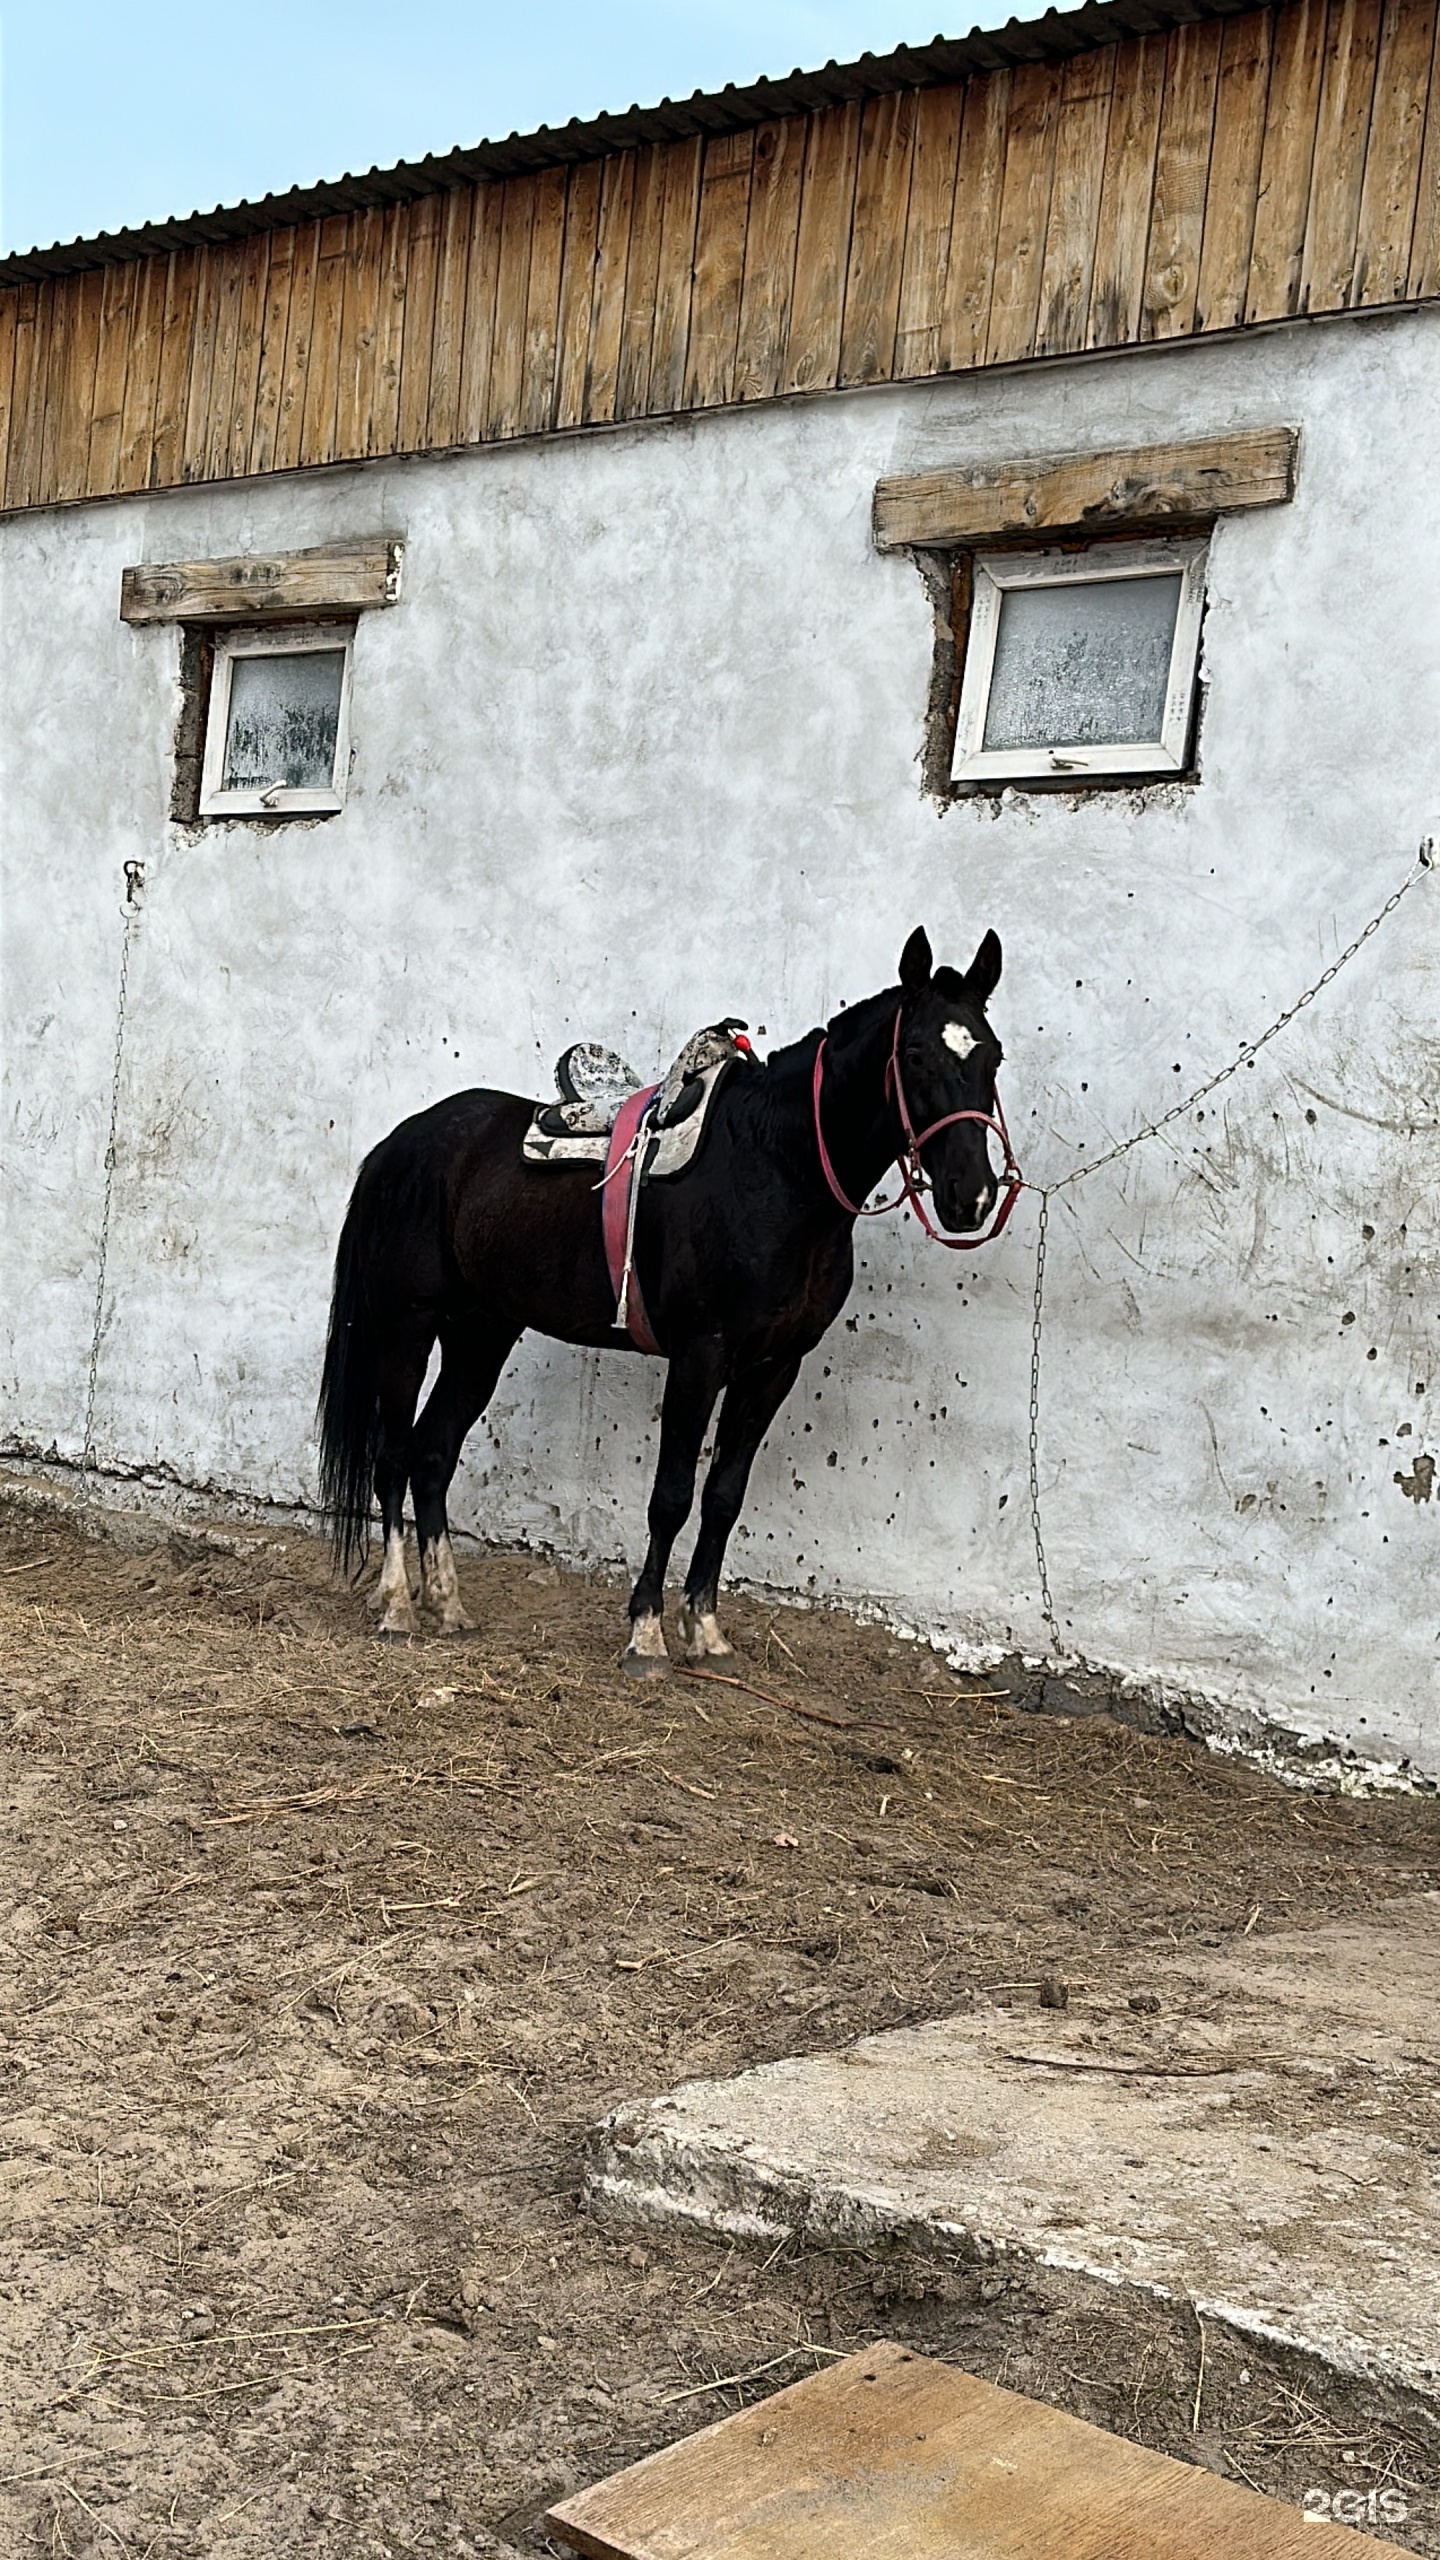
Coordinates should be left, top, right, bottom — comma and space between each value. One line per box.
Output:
1025, 840, 1435, 1658
81, 869, 143, 1493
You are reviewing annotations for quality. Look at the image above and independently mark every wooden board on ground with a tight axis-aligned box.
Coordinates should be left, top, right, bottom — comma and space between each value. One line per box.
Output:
545, 2344, 1400, 2559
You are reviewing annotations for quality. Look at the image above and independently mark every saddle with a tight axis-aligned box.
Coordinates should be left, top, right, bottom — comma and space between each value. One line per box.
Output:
522, 1019, 755, 1352
522, 1019, 752, 1172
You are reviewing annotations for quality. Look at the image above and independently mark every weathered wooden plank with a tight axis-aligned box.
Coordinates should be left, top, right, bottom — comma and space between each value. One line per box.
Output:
839, 89, 918, 386
300, 216, 349, 467
521, 162, 569, 434
427, 188, 472, 446
457, 181, 504, 442
894, 82, 965, 378
369, 204, 409, 454
1302, 0, 1384, 307
1087, 32, 1167, 345
115, 254, 164, 493
940, 68, 1011, 370
1035, 49, 1116, 355
1246, 0, 1328, 318
224, 230, 271, 481
582, 150, 636, 422
86, 259, 136, 497
546, 2345, 1385, 2560
873, 425, 1299, 548
1142, 17, 1224, 338
4, 283, 41, 509
647, 136, 704, 414
334, 204, 382, 460
1194, 9, 1274, 331
986, 61, 1063, 363
53, 267, 104, 502
396, 191, 441, 450
178, 244, 221, 483
782, 101, 862, 393
733, 119, 804, 401
26, 283, 62, 509
201, 240, 247, 481
247, 228, 295, 475
615, 144, 665, 419
273, 222, 319, 473
1405, 0, 1440, 289
1354, 0, 1436, 301
121, 535, 404, 623
0, 290, 19, 507
684, 129, 754, 409
151, 251, 201, 490
33, 276, 69, 504
554, 157, 604, 429
486, 175, 536, 437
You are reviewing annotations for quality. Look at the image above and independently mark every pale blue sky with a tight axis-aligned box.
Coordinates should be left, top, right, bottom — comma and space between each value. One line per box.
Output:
0, 2, 1048, 257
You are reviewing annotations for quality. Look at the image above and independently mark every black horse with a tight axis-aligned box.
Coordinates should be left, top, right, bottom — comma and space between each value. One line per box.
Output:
317, 926, 1004, 1667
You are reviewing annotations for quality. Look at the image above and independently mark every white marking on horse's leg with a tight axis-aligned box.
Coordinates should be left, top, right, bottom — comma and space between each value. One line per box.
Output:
622, 1610, 672, 1680
374, 1526, 418, 1639
677, 1600, 734, 1661
420, 1532, 474, 1633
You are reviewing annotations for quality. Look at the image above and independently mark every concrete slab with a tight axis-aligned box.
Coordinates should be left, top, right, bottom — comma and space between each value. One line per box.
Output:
586, 1899, 1440, 2399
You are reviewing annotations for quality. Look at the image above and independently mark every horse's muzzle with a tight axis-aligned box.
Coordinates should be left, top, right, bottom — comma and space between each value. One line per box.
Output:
933, 1173, 995, 1234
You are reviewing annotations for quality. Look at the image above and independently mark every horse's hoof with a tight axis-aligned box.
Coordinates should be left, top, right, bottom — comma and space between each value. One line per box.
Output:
373, 1623, 416, 1646
677, 1603, 735, 1663
622, 1647, 673, 1682
432, 1620, 476, 1641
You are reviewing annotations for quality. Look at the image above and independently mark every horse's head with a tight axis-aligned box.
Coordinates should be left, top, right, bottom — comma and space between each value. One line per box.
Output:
895, 924, 1005, 1234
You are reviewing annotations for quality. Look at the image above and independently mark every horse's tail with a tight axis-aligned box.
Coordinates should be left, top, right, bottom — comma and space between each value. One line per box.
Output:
316, 1169, 383, 1576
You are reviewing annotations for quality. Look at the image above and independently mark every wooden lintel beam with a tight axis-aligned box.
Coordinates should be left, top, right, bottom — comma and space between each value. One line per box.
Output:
872, 426, 1298, 550
119, 535, 405, 623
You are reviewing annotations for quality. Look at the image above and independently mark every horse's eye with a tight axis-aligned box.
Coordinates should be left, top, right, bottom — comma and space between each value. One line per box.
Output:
941, 1021, 977, 1062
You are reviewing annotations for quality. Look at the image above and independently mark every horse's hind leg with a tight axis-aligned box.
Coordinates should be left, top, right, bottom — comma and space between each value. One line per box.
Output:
679, 1353, 802, 1661
410, 1322, 518, 1633
371, 1323, 436, 1640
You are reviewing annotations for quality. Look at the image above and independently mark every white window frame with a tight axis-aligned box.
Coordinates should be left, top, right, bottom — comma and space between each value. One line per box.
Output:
951, 536, 1209, 785
199, 622, 355, 817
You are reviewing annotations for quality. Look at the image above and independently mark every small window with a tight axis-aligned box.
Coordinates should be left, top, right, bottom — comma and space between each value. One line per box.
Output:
951, 538, 1207, 785
199, 624, 354, 816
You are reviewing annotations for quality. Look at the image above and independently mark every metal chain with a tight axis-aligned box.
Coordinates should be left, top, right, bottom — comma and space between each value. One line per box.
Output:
1026, 1187, 1055, 1640
1024, 840, 1435, 1656
81, 890, 140, 1486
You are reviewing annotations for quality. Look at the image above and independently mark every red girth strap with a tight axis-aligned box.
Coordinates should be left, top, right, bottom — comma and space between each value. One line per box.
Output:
811, 1005, 1024, 1252
601, 1085, 663, 1352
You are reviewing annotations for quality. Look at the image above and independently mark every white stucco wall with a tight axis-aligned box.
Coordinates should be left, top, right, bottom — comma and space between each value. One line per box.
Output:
3, 309, 1438, 1769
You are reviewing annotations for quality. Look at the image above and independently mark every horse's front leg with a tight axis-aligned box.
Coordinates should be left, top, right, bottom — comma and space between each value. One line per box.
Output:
679, 1352, 803, 1661
624, 1337, 727, 1680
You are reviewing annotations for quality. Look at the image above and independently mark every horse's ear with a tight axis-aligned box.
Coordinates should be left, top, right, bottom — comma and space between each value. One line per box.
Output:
966, 929, 1002, 1005
899, 927, 933, 993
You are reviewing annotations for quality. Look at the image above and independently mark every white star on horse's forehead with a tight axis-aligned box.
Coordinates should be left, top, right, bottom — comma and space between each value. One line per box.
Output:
941, 1020, 978, 1060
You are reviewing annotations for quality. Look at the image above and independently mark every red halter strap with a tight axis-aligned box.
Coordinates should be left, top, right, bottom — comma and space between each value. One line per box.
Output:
811, 1005, 1024, 1252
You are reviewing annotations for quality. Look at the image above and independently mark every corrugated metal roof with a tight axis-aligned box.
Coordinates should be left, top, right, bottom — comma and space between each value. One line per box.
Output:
0, 0, 1251, 287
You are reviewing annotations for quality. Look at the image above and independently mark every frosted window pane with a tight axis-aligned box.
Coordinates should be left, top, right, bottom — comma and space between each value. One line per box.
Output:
982, 574, 1182, 750
222, 649, 345, 791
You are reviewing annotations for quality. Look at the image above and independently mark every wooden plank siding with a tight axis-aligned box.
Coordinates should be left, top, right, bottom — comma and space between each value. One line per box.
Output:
4, 0, 1439, 516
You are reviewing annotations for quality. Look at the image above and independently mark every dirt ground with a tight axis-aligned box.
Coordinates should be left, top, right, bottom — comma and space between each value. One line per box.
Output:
3, 1494, 1439, 2559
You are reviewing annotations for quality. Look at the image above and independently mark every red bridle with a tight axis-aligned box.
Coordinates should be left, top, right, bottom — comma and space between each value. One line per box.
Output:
811, 1004, 1023, 1251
